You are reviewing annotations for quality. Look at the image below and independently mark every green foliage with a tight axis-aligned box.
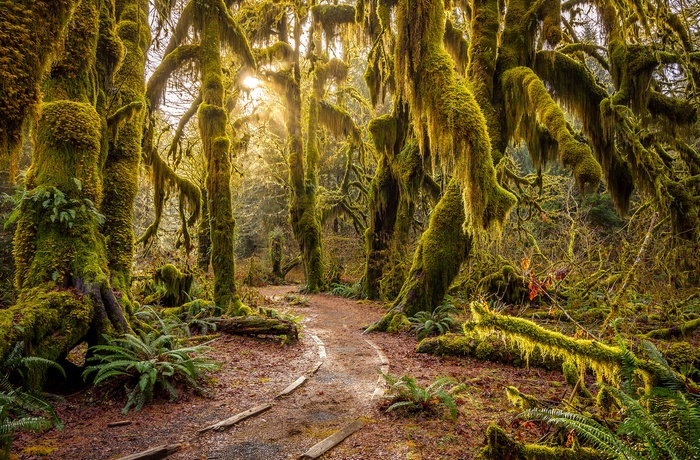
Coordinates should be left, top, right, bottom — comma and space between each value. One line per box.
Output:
329, 282, 364, 299
523, 341, 700, 460
408, 301, 458, 340
83, 331, 220, 414
5, 180, 104, 230
0, 343, 63, 457
380, 372, 466, 419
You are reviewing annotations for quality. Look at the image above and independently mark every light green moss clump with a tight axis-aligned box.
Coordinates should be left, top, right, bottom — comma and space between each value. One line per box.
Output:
505, 386, 541, 410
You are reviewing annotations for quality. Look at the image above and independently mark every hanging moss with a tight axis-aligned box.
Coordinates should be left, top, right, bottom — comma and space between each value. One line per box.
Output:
502, 66, 602, 194
539, 0, 562, 46
479, 424, 604, 460
310, 4, 356, 43
533, 50, 634, 214
443, 19, 469, 75
395, 0, 516, 235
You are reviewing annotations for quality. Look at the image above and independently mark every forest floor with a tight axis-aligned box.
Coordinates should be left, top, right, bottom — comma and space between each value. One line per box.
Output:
13, 285, 569, 460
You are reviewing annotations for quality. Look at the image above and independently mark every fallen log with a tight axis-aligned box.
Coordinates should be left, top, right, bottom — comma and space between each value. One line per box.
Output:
115, 444, 181, 460
214, 315, 298, 341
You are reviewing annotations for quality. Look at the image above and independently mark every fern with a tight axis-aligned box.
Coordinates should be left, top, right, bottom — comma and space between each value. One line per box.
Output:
380, 372, 466, 419
0, 345, 63, 456
408, 301, 458, 340
83, 331, 221, 413
522, 341, 700, 460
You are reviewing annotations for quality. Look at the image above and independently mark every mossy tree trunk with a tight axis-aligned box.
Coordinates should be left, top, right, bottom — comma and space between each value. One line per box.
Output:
284, 21, 325, 293
0, 0, 78, 311
198, 188, 212, 272
363, 155, 401, 299
198, 4, 248, 315
1, 0, 129, 363
102, 0, 150, 310
368, 182, 471, 331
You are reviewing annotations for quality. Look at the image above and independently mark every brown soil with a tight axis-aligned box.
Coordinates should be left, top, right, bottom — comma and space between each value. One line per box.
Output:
14, 286, 567, 459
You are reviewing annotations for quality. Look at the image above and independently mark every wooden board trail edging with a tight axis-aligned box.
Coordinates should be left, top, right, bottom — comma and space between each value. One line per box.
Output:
114, 444, 181, 460
198, 403, 272, 433
297, 419, 365, 459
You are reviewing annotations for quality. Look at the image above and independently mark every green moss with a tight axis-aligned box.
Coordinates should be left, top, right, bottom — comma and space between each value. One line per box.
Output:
665, 342, 695, 370
311, 4, 355, 43
479, 424, 604, 460
387, 312, 409, 332
506, 386, 541, 410
595, 385, 619, 415
0, 0, 77, 183
502, 66, 602, 193
102, 0, 150, 305
470, 301, 664, 385
474, 340, 495, 360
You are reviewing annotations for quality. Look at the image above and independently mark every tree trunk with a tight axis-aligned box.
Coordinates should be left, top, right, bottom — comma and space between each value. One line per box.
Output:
102, 0, 149, 310
285, 24, 325, 293
198, 5, 248, 316
368, 181, 471, 331
198, 188, 211, 272
1, 0, 129, 361
363, 155, 400, 299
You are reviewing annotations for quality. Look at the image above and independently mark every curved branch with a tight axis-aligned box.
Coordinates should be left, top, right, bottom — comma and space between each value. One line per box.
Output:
146, 44, 200, 109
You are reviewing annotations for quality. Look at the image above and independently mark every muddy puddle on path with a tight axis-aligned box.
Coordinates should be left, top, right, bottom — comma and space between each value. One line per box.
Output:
178, 286, 385, 460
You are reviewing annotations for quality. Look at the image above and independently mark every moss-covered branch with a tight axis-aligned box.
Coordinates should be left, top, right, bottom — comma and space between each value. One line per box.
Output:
502, 66, 602, 193
146, 44, 200, 109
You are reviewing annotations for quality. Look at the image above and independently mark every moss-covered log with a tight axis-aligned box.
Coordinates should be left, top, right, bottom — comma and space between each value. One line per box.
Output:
479, 424, 604, 460
416, 332, 563, 370
469, 301, 668, 385
215, 316, 298, 341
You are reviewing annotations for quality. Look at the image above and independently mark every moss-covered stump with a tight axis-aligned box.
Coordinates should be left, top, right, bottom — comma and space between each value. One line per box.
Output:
153, 264, 193, 308
416, 332, 563, 371
215, 315, 298, 342
479, 424, 604, 460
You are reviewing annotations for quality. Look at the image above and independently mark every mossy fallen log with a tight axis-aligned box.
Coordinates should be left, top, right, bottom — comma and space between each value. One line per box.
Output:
643, 317, 700, 339
214, 316, 298, 341
479, 424, 604, 460
415, 332, 563, 371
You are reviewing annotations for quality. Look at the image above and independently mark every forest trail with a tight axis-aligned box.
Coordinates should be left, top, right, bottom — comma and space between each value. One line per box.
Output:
193, 286, 386, 459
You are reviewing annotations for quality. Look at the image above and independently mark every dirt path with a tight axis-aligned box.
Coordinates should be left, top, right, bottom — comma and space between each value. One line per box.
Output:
190, 286, 387, 459
15, 287, 568, 459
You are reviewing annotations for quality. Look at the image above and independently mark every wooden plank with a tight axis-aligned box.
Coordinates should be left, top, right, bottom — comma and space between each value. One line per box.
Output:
275, 375, 307, 398
311, 335, 326, 359
198, 403, 272, 433
364, 339, 389, 366
107, 420, 132, 428
115, 444, 181, 460
298, 419, 365, 459
310, 361, 323, 374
